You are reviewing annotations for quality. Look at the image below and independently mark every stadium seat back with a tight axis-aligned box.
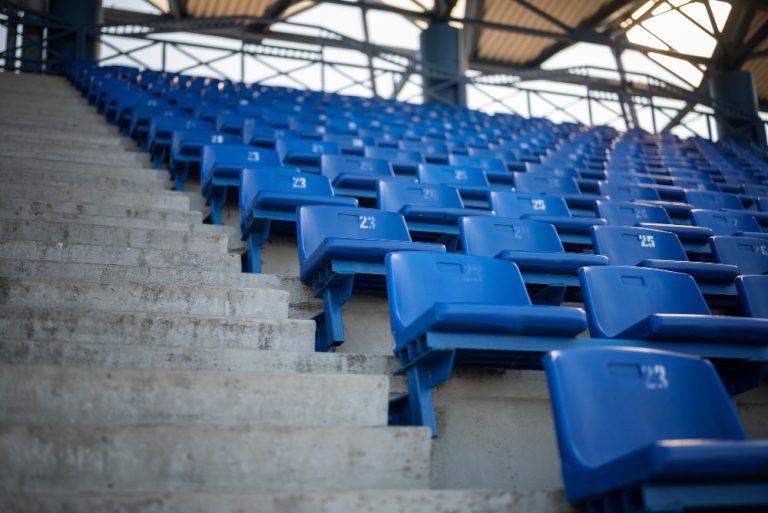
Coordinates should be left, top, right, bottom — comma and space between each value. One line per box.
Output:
297, 206, 411, 263
690, 209, 762, 236
545, 347, 747, 471
239, 166, 327, 213
591, 225, 688, 265
513, 172, 580, 195
386, 252, 531, 334
417, 164, 489, 188
460, 216, 564, 257
710, 236, 768, 274
489, 191, 572, 218
202, 144, 280, 182
596, 200, 672, 226
578, 266, 710, 338
598, 182, 660, 201
321, 154, 394, 182
685, 190, 743, 210
448, 154, 506, 172
736, 275, 768, 318
377, 181, 463, 212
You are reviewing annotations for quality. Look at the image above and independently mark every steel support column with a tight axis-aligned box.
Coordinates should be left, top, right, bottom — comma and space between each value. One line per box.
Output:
4, 18, 18, 70
710, 70, 767, 146
420, 22, 466, 106
48, 0, 102, 61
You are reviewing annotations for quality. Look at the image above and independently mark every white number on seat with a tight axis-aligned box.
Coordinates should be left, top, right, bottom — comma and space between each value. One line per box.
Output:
642, 364, 669, 390
211, 135, 224, 144
359, 216, 376, 230
639, 234, 655, 248
291, 176, 307, 189
247, 151, 261, 162
454, 170, 468, 181
531, 199, 546, 211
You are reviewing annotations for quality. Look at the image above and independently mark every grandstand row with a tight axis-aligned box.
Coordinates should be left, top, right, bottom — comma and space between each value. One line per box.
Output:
0, 54, 767, 512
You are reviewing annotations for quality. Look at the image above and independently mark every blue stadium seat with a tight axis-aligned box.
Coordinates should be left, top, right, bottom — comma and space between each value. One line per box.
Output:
147, 117, 210, 169
297, 206, 445, 351
596, 200, 713, 245
460, 217, 607, 303
387, 251, 587, 434
364, 147, 424, 175
513, 172, 601, 211
215, 112, 253, 135
378, 180, 493, 251
241, 121, 297, 148
129, 106, 182, 151
489, 191, 604, 250
417, 164, 493, 206
448, 154, 511, 184
201, 144, 280, 224
710, 236, 768, 275
744, 184, 768, 197
287, 120, 326, 139
579, 265, 768, 342
591, 225, 737, 285
169, 130, 239, 191
322, 134, 374, 156
545, 346, 768, 510
324, 117, 360, 135
399, 140, 449, 164
685, 190, 745, 211
276, 138, 340, 171
691, 209, 768, 240
598, 181, 692, 218
320, 154, 400, 201
736, 275, 768, 318
240, 167, 358, 272
758, 197, 768, 211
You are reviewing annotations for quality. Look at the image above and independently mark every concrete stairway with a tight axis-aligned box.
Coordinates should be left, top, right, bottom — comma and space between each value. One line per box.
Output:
0, 72, 514, 513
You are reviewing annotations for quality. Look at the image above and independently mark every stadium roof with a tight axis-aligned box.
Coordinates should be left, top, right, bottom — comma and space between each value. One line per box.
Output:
107, 0, 768, 107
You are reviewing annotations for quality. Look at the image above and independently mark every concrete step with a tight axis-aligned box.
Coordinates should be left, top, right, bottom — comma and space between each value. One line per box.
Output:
0, 119, 117, 136
0, 240, 240, 271
0, 306, 314, 352
0, 209, 243, 249
0, 219, 229, 254
0, 183, 190, 210
0, 168, 170, 191
0, 139, 140, 157
0, 424, 431, 494
0, 197, 203, 224
0, 338, 401, 389
0, 147, 147, 167
0, 490, 574, 513
0, 276, 289, 319
0, 365, 388, 428
0, 260, 319, 317
0, 128, 134, 149
0, 109, 113, 126
0, 155, 167, 181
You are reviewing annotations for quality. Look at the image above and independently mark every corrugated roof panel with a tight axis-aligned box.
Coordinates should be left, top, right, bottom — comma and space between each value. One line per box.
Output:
186, 0, 276, 18
476, 0, 613, 64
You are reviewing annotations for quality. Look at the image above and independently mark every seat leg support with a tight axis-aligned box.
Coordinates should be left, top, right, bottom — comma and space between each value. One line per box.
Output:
172, 163, 189, 191
389, 350, 455, 437
242, 220, 270, 274
206, 186, 227, 225
314, 275, 354, 352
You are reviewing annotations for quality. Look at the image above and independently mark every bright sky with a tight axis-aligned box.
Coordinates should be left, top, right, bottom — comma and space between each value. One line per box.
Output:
4, 0, 762, 140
